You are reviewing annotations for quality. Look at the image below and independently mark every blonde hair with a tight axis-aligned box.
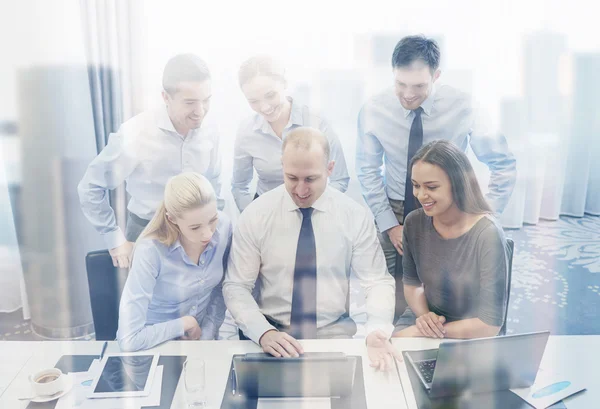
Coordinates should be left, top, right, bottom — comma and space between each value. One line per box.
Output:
139, 172, 216, 247
238, 54, 286, 88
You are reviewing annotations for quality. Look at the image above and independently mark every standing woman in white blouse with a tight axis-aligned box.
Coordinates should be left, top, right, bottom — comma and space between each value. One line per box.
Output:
231, 55, 350, 212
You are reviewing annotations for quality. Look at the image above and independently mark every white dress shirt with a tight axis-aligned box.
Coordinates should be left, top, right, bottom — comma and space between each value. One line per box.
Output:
231, 98, 350, 211
78, 106, 223, 249
356, 85, 516, 232
223, 185, 395, 343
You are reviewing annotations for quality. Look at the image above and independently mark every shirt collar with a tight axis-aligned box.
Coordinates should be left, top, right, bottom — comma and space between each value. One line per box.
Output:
282, 185, 330, 214
401, 84, 436, 118
157, 105, 179, 134
157, 106, 201, 139
252, 97, 302, 134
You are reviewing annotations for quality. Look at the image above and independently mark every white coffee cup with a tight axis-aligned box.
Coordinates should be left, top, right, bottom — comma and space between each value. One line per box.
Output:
29, 368, 66, 397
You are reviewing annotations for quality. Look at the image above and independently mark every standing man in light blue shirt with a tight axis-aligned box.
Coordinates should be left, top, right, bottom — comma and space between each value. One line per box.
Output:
232, 55, 349, 212
117, 172, 231, 352
356, 35, 516, 320
78, 54, 223, 269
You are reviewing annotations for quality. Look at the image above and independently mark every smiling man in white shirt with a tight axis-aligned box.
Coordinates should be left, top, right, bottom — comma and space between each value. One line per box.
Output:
78, 54, 223, 269
223, 126, 399, 370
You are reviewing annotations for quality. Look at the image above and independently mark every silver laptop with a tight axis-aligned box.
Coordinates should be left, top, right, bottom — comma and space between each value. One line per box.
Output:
405, 331, 550, 398
232, 352, 356, 398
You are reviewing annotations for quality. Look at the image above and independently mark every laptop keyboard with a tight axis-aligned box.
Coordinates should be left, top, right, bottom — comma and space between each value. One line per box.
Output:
416, 359, 437, 384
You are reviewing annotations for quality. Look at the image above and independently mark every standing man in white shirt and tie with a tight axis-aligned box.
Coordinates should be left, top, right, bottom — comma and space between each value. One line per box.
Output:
356, 35, 516, 320
78, 54, 223, 269
224, 126, 399, 371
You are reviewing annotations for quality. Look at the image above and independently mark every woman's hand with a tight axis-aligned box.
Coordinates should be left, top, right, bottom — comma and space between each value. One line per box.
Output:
181, 316, 202, 340
415, 312, 446, 338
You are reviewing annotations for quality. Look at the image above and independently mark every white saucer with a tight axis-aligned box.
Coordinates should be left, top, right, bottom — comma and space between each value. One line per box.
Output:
30, 376, 74, 403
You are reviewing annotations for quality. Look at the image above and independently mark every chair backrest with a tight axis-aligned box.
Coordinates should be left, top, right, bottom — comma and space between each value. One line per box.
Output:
499, 238, 514, 336
85, 250, 123, 340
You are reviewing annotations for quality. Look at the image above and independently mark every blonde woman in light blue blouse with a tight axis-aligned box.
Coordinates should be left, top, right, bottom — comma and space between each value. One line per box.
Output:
231, 55, 350, 212
117, 172, 231, 352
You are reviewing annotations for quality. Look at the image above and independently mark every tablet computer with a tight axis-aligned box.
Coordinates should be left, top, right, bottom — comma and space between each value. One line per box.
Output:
88, 353, 159, 398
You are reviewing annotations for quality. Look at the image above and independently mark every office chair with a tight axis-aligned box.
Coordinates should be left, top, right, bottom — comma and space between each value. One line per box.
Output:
85, 250, 124, 340
499, 238, 515, 336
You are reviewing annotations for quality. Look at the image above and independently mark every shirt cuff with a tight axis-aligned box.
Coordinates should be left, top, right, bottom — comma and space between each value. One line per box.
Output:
247, 318, 277, 345
375, 209, 400, 233
166, 317, 186, 340
365, 321, 395, 340
103, 227, 127, 250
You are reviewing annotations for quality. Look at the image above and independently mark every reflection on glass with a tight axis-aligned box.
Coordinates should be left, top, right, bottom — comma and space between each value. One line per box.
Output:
94, 355, 153, 393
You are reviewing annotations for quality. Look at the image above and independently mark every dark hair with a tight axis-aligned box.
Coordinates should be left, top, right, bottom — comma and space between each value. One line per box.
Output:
410, 140, 492, 214
391, 35, 441, 72
162, 54, 211, 94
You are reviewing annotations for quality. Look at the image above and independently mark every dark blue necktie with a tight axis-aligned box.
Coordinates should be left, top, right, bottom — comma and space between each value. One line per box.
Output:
290, 207, 317, 339
403, 107, 424, 217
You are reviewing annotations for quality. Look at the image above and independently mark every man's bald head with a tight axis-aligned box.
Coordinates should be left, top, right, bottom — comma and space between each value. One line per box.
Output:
282, 127, 330, 165
281, 127, 335, 208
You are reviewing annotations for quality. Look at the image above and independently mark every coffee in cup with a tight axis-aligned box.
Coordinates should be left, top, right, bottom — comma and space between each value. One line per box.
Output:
29, 368, 66, 397
36, 374, 59, 383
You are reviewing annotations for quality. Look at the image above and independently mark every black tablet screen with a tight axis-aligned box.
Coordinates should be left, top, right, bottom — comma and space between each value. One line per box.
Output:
94, 355, 154, 393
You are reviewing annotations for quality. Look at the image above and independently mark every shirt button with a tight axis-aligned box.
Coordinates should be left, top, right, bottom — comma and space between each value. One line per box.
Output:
200, 260, 205, 265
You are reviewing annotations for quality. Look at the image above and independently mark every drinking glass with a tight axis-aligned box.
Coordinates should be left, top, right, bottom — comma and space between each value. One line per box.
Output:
184, 359, 206, 408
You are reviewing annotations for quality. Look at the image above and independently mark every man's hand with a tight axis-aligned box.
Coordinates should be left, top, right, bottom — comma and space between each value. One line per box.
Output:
386, 225, 404, 255
259, 330, 304, 358
181, 316, 202, 340
366, 330, 402, 371
109, 241, 134, 269
415, 312, 446, 338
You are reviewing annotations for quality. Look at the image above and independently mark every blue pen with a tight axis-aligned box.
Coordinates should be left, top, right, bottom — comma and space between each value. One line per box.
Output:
99, 341, 108, 360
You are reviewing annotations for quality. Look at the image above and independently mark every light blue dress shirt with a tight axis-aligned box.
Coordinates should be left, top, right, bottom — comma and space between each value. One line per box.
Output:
356, 85, 517, 232
78, 106, 223, 250
231, 98, 350, 212
117, 212, 232, 352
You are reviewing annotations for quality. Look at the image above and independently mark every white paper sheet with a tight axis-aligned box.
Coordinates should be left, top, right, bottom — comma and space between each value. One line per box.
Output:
55, 365, 163, 409
257, 397, 331, 409
511, 368, 586, 409
0, 349, 32, 397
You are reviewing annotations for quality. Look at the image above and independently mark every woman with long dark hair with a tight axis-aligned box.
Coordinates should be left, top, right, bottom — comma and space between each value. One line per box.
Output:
393, 140, 508, 339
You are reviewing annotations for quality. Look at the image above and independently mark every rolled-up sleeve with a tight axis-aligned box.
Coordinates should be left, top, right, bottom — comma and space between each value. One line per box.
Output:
356, 107, 398, 232
77, 131, 138, 249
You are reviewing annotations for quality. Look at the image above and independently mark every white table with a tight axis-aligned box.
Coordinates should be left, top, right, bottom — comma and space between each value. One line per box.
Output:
392, 336, 599, 409
0, 341, 40, 398
1, 339, 406, 409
